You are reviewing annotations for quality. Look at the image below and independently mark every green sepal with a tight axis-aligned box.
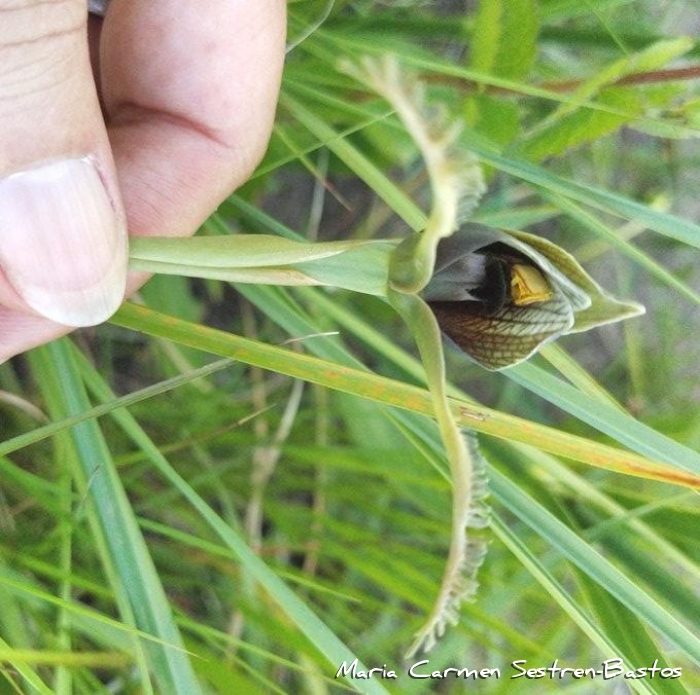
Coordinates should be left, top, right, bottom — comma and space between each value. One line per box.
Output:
508, 230, 645, 332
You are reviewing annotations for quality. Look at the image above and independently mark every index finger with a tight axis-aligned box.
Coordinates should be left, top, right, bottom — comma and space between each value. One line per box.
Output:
100, 0, 286, 242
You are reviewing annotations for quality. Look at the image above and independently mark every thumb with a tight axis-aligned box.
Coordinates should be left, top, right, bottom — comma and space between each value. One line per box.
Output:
0, 0, 126, 327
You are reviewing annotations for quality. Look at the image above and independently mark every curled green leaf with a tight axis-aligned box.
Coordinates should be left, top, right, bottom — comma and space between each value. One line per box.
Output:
129, 235, 395, 297
423, 226, 645, 370
388, 289, 491, 657
341, 55, 485, 295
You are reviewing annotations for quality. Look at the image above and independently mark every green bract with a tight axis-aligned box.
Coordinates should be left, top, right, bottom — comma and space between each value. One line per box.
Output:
422, 226, 645, 370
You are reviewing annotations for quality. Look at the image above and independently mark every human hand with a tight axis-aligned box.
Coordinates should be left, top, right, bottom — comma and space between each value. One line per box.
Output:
0, 0, 286, 362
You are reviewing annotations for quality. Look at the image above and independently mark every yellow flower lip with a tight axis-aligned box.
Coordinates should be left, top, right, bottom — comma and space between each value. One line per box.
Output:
442, 243, 556, 316
510, 264, 553, 306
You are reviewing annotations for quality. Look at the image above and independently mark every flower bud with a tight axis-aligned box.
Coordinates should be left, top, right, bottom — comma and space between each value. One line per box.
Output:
422, 226, 644, 370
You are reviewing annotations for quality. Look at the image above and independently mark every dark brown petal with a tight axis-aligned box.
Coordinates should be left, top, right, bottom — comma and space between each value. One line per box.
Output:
429, 293, 573, 370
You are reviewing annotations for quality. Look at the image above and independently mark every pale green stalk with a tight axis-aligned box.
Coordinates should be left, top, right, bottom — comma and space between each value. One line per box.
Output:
343, 55, 490, 654
390, 291, 487, 657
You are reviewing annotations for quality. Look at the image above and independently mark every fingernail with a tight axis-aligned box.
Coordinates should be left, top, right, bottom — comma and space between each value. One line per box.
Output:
0, 157, 127, 327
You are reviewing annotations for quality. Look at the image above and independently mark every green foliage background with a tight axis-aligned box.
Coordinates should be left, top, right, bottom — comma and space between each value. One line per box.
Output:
1, 0, 700, 692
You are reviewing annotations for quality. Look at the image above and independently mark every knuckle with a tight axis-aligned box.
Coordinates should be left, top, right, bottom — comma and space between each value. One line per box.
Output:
0, 0, 85, 94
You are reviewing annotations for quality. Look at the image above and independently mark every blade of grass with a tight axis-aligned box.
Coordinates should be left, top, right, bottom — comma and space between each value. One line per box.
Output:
109, 302, 700, 490
0, 359, 234, 458
69, 345, 391, 695
492, 516, 669, 695
544, 191, 700, 305
281, 92, 426, 231
32, 341, 201, 695
287, 53, 700, 250
463, 141, 700, 250
507, 361, 700, 476
490, 467, 700, 665
537, 344, 625, 409
0, 634, 52, 694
